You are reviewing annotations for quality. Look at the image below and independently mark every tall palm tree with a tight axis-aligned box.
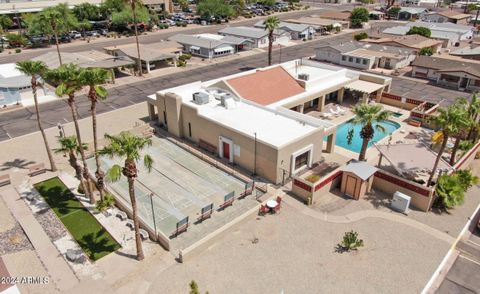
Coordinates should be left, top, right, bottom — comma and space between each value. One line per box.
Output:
465, 94, 480, 141
125, 0, 143, 76
16, 61, 57, 172
427, 105, 470, 186
45, 64, 94, 203
448, 99, 471, 165
79, 68, 110, 201
53, 136, 87, 187
349, 104, 392, 161
99, 132, 153, 261
263, 16, 280, 66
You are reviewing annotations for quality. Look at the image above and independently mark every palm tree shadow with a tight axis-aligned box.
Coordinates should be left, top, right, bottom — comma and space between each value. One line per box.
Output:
1, 158, 36, 171
78, 230, 119, 260
36, 185, 82, 215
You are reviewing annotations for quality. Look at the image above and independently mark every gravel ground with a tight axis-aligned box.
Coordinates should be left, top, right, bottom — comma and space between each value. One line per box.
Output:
146, 203, 450, 294
0, 223, 33, 255
34, 208, 67, 242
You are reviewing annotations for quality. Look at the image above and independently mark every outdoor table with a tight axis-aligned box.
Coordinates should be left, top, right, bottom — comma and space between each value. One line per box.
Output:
266, 200, 278, 209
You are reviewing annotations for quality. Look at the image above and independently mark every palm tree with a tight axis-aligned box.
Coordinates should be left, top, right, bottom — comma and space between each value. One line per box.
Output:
125, 0, 144, 76
45, 64, 94, 203
348, 104, 392, 161
79, 68, 110, 201
448, 100, 471, 165
263, 16, 280, 66
99, 132, 153, 261
435, 173, 465, 210
427, 105, 470, 186
36, 4, 78, 66
16, 61, 57, 172
53, 136, 87, 187
466, 94, 480, 141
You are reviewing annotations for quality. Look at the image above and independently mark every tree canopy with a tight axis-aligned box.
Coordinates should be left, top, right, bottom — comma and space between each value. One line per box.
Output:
407, 26, 431, 38
419, 47, 433, 56
111, 5, 150, 27
73, 3, 107, 21
387, 7, 401, 18
25, 4, 79, 36
350, 7, 369, 28
196, 0, 234, 19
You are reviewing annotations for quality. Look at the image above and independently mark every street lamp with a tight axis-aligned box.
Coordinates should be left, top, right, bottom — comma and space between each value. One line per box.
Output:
149, 192, 158, 241
253, 132, 257, 176
57, 123, 65, 138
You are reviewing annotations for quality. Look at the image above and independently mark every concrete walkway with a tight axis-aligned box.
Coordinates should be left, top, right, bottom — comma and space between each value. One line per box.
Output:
282, 194, 456, 245
1, 187, 78, 292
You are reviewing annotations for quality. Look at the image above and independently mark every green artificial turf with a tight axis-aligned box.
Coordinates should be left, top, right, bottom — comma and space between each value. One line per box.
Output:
34, 177, 121, 261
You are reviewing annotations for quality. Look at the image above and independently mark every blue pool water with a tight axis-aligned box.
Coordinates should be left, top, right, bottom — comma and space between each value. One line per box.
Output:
334, 119, 401, 153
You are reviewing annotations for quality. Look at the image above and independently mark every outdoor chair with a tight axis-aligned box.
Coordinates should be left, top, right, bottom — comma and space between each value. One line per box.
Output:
276, 196, 282, 208
219, 197, 234, 210
329, 108, 340, 116
258, 205, 269, 216
335, 106, 346, 114
197, 209, 213, 223
116, 210, 128, 221
273, 204, 281, 214
139, 229, 149, 240
126, 219, 134, 230
171, 222, 189, 238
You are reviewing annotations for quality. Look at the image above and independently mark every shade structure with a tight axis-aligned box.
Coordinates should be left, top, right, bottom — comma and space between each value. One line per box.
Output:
345, 80, 384, 94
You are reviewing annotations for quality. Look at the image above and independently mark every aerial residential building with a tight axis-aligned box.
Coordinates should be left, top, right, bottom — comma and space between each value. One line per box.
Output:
360, 34, 442, 53
383, 21, 475, 47
169, 34, 253, 58
253, 21, 316, 40
401, 0, 438, 7
397, 7, 429, 21
411, 55, 480, 91
422, 10, 472, 24
284, 17, 349, 30
218, 26, 291, 48
450, 46, 480, 60
315, 42, 416, 70
146, 59, 392, 183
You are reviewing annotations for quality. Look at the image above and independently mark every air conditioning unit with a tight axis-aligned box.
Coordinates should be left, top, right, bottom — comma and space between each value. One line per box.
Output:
192, 92, 210, 105
298, 73, 310, 81
391, 191, 411, 214
221, 95, 236, 109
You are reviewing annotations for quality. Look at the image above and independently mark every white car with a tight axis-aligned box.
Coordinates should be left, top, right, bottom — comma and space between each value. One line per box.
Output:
69, 31, 82, 39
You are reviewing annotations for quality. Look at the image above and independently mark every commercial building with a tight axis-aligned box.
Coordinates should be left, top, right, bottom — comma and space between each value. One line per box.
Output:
218, 26, 291, 49
422, 10, 472, 24
169, 33, 253, 58
411, 55, 480, 91
253, 21, 316, 40
315, 42, 416, 70
146, 60, 392, 183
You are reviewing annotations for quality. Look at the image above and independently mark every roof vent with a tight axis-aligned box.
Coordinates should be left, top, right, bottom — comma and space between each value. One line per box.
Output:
298, 73, 310, 81
192, 92, 210, 105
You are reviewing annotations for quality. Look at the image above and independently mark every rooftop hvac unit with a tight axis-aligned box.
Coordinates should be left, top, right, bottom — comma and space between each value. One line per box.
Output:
192, 92, 210, 105
298, 73, 310, 81
221, 95, 236, 109
391, 191, 411, 214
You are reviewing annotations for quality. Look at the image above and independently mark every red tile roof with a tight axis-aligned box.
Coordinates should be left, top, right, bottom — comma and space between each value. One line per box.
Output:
226, 66, 305, 105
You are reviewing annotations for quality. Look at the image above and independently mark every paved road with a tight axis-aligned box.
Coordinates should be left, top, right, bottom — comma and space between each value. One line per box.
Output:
0, 21, 469, 142
0, 8, 328, 64
0, 22, 404, 142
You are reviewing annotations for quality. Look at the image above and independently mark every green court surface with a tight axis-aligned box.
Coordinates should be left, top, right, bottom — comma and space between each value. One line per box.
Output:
34, 177, 121, 261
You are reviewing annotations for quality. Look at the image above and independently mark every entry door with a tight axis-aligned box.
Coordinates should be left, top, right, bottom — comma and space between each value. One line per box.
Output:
223, 142, 230, 159
345, 176, 357, 198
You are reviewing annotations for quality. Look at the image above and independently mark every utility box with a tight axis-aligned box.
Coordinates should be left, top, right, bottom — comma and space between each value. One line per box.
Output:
391, 191, 411, 214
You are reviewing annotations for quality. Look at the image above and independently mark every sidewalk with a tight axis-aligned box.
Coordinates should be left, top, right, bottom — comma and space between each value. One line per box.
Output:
1, 187, 78, 292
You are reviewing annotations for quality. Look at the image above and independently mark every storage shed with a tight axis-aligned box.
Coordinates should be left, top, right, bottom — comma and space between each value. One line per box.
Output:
340, 161, 377, 200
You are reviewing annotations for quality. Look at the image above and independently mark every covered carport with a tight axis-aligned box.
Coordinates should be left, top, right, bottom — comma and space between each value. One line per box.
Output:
344, 79, 386, 104
118, 47, 177, 74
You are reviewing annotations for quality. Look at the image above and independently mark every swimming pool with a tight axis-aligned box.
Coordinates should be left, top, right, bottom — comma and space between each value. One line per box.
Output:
334, 119, 401, 153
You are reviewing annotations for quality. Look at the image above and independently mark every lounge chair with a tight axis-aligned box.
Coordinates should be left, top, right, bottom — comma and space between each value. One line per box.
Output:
116, 210, 128, 221
335, 106, 346, 114
321, 112, 333, 119
329, 108, 340, 116
139, 229, 149, 240
126, 219, 134, 230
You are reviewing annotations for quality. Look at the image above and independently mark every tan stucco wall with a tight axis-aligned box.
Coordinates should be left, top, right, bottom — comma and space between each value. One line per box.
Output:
152, 93, 324, 184
372, 176, 432, 211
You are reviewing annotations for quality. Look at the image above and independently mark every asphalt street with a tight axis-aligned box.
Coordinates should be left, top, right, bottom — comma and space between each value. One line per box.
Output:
0, 19, 467, 142
0, 8, 328, 64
